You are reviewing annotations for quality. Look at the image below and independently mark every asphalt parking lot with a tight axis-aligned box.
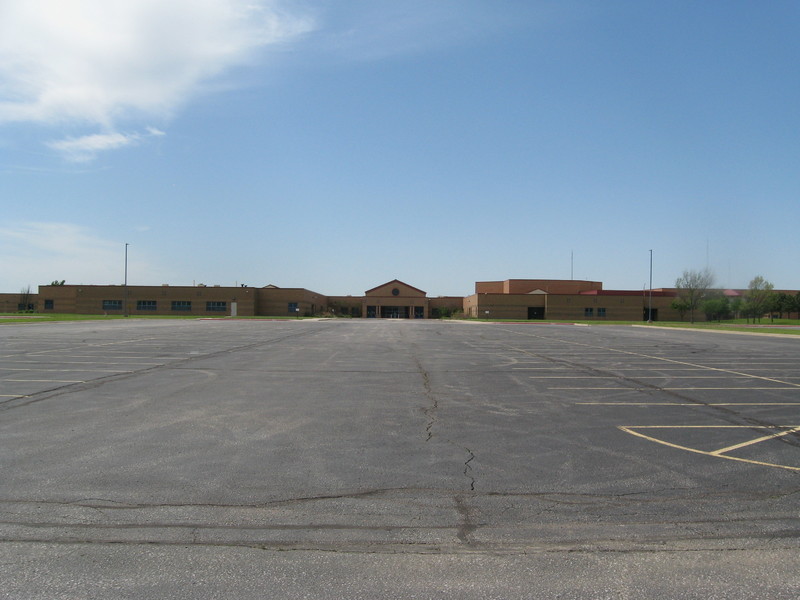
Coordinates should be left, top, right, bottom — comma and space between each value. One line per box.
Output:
1, 319, 799, 599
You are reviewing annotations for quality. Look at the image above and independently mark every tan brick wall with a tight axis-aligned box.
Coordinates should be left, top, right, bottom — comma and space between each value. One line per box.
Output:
464, 292, 681, 321
255, 288, 327, 317
36, 285, 256, 316
327, 296, 363, 317
503, 279, 603, 294
0, 292, 38, 312
25, 280, 796, 322
428, 297, 464, 317
475, 281, 504, 294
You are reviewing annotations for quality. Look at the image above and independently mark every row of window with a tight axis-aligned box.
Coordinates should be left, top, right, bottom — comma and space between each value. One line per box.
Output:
101, 300, 228, 312
584, 307, 607, 317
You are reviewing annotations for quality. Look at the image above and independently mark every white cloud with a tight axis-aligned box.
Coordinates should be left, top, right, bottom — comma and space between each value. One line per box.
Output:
0, 222, 172, 289
0, 0, 313, 158
45, 128, 163, 162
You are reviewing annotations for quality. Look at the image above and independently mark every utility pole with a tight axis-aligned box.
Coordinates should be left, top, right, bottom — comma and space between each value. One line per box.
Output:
124, 243, 129, 317
648, 249, 653, 323
570, 250, 574, 280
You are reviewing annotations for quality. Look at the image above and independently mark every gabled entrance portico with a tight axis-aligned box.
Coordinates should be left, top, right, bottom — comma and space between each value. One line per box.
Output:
363, 280, 428, 319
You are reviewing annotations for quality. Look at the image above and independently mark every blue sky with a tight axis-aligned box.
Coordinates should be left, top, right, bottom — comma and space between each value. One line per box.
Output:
2, 0, 798, 296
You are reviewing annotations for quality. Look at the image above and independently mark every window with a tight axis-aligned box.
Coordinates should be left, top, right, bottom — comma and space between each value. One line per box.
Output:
137, 300, 157, 311
103, 300, 122, 310
598, 307, 607, 317
44, 299, 54, 310
171, 301, 191, 311
584, 307, 594, 317
288, 302, 299, 313
206, 301, 227, 312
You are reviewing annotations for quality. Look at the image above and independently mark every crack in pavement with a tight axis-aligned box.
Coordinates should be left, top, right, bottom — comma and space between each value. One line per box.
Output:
412, 352, 437, 442
464, 449, 476, 491
411, 349, 478, 492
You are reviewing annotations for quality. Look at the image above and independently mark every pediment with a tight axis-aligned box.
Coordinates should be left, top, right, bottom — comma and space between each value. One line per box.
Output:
365, 279, 427, 298
527, 289, 548, 295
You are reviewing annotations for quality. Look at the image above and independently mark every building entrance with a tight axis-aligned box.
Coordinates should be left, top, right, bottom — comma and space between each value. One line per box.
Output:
528, 307, 545, 319
381, 306, 410, 318
643, 308, 658, 321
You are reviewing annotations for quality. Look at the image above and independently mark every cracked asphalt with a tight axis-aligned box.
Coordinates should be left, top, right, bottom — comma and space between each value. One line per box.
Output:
1, 319, 799, 599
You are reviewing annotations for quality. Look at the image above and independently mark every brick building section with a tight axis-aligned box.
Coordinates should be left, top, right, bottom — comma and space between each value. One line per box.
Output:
465, 279, 681, 321
19, 278, 800, 321
36, 285, 256, 317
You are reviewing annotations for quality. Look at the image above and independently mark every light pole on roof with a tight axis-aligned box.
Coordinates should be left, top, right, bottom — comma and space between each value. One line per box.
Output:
648, 249, 653, 323
124, 243, 129, 318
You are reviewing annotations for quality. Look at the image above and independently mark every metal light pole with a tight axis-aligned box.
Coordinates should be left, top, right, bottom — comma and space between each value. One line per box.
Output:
124, 243, 129, 317
648, 249, 653, 323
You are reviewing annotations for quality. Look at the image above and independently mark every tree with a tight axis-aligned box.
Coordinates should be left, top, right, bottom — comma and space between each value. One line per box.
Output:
730, 297, 743, 319
768, 293, 793, 321
745, 276, 774, 323
780, 293, 798, 320
671, 298, 690, 321
794, 292, 800, 319
702, 296, 730, 322
674, 268, 715, 323
50, 280, 66, 286
18, 285, 33, 312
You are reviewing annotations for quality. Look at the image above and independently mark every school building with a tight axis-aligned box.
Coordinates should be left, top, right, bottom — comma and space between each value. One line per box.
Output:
0, 277, 752, 322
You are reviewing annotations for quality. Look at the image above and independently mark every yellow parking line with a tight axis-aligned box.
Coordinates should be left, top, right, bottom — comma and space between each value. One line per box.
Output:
618, 426, 800, 472
578, 402, 800, 406
551, 386, 800, 390
710, 426, 800, 456
534, 375, 753, 379
662, 387, 800, 390
504, 337, 800, 388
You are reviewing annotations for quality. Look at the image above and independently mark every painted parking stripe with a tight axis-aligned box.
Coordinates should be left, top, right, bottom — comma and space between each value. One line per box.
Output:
578, 402, 800, 406
533, 375, 755, 379
710, 426, 800, 456
550, 386, 800, 390
502, 334, 800, 388
3, 379, 84, 383
618, 425, 800, 472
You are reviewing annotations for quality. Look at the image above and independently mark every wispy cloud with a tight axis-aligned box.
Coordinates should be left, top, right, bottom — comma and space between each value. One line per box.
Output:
0, 0, 313, 159
46, 128, 165, 162
308, 1, 532, 63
